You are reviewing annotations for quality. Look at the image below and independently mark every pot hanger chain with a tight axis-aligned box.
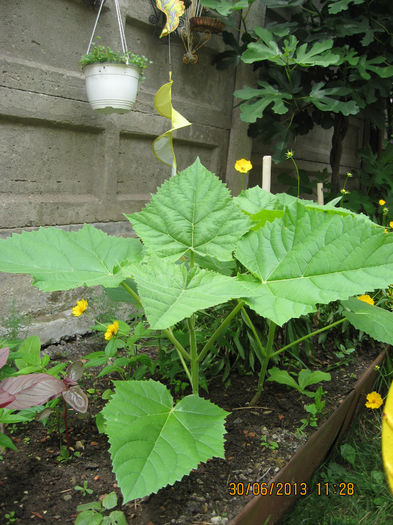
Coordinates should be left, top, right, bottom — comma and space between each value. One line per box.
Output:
86, 0, 129, 62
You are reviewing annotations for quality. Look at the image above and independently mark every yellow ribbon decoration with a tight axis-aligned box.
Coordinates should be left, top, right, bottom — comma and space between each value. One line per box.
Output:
152, 72, 191, 176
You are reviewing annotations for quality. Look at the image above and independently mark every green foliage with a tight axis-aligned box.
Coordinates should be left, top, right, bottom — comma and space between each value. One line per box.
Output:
297, 386, 326, 433
206, 0, 393, 170
342, 297, 393, 346
80, 39, 151, 81
235, 189, 393, 326
0, 299, 32, 341
1, 158, 393, 500
126, 158, 251, 263
283, 411, 393, 524
0, 224, 143, 291
85, 319, 156, 380
260, 435, 279, 450
74, 481, 93, 497
75, 492, 127, 525
101, 379, 228, 502
267, 367, 331, 398
340, 141, 393, 219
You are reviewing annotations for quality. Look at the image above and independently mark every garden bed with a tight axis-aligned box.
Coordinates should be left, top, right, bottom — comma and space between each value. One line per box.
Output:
0, 333, 384, 525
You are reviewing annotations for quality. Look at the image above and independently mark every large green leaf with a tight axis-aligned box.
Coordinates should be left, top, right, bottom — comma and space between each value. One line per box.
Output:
0, 225, 143, 291
342, 297, 393, 345
295, 40, 341, 67
126, 158, 251, 262
235, 83, 291, 122
305, 83, 359, 115
236, 201, 393, 325
234, 185, 357, 218
102, 380, 228, 502
132, 257, 248, 329
242, 28, 340, 67
328, 0, 365, 14
199, 0, 254, 16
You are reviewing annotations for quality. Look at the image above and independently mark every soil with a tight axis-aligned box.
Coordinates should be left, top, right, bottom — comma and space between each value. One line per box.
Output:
0, 331, 383, 525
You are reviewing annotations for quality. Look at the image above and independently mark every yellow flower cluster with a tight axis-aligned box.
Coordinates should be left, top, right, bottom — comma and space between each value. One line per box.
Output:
234, 159, 253, 174
105, 321, 119, 341
72, 299, 88, 317
365, 391, 383, 409
379, 199, 386, 206
357, 294, 374, 306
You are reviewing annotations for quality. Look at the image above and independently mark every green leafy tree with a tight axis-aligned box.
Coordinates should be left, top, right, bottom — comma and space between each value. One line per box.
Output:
202, 0, 393, 192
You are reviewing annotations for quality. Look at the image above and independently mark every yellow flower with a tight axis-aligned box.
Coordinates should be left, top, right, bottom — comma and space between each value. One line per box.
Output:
72, 299, 88, 317
390, 221, 393, 228
379, 199, 386, 206
234, 159, 253, 174
286, 150, 294, 159
104, 321, 119, 341
357, 294, 374, 306
365, 391, 383, 409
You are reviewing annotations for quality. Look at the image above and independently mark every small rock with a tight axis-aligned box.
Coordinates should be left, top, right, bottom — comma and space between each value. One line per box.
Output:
63, 494, 72, 502
85, 462, 99, 469
211, 517, 228, 525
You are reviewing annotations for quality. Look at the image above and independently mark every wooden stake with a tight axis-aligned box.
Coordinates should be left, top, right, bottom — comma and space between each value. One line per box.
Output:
317, 182, 324, 205
262, 155, 272, 192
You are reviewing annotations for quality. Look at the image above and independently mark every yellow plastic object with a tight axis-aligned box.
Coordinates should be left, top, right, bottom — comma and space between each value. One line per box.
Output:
152, 72, 191, 176
382, 380, 393, 495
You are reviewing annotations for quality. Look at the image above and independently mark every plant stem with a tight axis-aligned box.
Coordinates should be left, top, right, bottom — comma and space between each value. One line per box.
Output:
187, 316, 199, 395
120, 279, 191, 367
250, 320, 277, 405
240, 305, 266, 362
120, 280, 143, 308
198, 300, 245, 364
270, 318, 346, 359
163, 327, 191, 362
63, 399, 71, 453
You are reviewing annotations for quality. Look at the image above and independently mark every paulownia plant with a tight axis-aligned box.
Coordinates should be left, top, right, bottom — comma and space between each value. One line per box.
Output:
1, 158, 393, 501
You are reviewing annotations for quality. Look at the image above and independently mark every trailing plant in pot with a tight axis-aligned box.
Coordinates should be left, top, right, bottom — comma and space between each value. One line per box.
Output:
1, 159, 393, 503
80, 40, 151, 114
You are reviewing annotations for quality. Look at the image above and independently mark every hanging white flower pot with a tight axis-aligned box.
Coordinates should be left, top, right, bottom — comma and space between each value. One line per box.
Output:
83, 62, 140, 114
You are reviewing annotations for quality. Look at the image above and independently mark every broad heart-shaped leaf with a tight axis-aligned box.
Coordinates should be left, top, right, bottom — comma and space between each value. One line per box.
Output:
126, 158, 251, 262
341, 297, 393, 346
0, 224, 143, 292
236, 201, 393, 326
132, 257, 249, 329
102, 379, 228, 502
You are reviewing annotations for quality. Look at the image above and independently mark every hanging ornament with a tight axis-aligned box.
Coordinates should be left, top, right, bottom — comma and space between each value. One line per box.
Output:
152, 0, 191, 176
